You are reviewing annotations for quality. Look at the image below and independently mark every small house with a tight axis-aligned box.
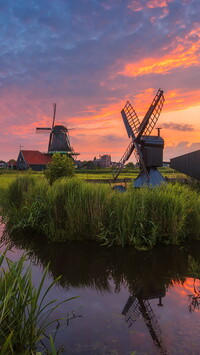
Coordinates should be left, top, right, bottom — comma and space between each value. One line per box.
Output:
17, 150, 51, 171
0, 160, 7, 169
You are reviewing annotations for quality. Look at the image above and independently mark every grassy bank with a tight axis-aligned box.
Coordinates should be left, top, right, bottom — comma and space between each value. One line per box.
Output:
1, 176, 199, 249
0, 252, 74, 354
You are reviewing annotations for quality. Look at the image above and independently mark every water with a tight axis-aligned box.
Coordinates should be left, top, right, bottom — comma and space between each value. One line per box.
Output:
1, 223, 200, 354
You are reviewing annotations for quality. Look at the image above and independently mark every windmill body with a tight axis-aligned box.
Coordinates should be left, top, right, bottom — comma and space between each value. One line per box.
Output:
48, 125, 73, 154
36, 104, 79, 158
134, 135, 165, 187
112, 89, 165, 187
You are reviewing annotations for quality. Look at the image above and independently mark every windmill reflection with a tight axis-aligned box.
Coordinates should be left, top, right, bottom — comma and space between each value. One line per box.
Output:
3, 230, 200, 354
122, 290, 167, 354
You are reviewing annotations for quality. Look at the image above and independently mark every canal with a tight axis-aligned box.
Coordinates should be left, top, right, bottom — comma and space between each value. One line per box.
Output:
1, 223, 200, 354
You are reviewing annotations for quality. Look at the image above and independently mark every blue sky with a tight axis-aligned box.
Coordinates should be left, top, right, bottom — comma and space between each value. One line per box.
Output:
0, 0, 199, 161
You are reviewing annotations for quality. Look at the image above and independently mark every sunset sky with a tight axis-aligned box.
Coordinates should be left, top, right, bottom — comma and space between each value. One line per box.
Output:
0, 0, 199, 163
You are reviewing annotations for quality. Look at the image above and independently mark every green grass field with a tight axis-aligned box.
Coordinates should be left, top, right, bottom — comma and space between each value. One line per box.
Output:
0, 167, 188, 190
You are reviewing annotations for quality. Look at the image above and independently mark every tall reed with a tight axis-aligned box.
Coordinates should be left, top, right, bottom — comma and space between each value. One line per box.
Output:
0, 252, 75, 354
1, 176, 199, 248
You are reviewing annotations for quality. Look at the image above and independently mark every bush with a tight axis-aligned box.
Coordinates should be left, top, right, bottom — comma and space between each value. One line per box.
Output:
44, 153, 75, 184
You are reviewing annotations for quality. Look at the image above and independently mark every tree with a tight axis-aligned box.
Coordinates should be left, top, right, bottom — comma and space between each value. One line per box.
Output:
44, 153, 75, 184
82, 160, 97, 169
126, 162, 135, 169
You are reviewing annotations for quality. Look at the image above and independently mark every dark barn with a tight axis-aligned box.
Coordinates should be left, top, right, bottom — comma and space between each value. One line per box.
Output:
170, 150, 200, 181
17, 150, 51, 171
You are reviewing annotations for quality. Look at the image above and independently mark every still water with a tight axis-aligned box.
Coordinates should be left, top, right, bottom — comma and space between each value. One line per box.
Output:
1, 223, 200, 355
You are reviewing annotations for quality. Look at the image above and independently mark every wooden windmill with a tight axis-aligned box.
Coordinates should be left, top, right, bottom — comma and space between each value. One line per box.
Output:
112, 89, 165, 187
36, 104, 79, 158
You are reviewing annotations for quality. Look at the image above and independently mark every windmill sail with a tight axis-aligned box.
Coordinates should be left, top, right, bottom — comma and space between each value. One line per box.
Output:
36, 128, 52, 133
112, 89, 165, 186
48, 103, 57, 150
112, 141, 135, 180
138, 89, 164, 139
121, 101, 140, 138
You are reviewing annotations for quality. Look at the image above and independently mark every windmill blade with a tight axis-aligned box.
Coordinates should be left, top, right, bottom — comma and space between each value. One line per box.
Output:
49, 103, 57, 150
112, 140, 135, 180
36, 127, 52, 133
137, 89, 164, 139
52, 103, 56, 128
134, 141, 149, 181
121, 101, 140, 138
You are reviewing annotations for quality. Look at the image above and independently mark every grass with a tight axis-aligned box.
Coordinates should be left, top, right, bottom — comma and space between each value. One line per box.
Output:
0, 167, 188, 189
0, 251, 76, 354
1, 176, 199, 249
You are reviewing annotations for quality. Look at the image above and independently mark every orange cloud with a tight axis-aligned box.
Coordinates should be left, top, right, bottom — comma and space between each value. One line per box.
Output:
120, 27, 200, 77
120, 47, 199, 77
147, 0, 172, 8
128, 0, 172, 12
164, 89, 200, 112
172, 278, 200, 297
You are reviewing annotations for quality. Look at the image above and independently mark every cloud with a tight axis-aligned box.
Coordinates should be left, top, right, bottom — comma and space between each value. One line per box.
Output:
119, 28, 200, 77
161, 122, 194, 131
164, 141, 200, 161
0, 0, 199, 162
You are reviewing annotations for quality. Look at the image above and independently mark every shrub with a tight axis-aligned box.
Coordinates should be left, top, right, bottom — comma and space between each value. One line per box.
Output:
44, 153, 75, 185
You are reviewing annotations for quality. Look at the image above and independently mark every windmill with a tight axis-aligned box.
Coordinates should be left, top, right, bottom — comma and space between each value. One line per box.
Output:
122, 292, 168, 354
36, 104, 79, 158
112, 89, 165, 187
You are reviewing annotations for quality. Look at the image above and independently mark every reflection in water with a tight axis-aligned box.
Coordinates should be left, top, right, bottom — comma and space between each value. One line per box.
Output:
122, 293, 167, 354
2, 229, 200, 354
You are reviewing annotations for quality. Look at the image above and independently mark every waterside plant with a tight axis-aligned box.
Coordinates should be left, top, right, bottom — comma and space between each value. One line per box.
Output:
0, 251, 75, 354
1, 176, 200, 249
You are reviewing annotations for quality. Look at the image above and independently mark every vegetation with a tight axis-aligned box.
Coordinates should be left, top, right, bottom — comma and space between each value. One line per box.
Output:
44, 153, 75, 184
0, 252, 75, 354
1, 176, 199, 249
0, 166, 189, 190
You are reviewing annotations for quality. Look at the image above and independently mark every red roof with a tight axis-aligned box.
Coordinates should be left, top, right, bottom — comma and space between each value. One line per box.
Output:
21, 150, 51, 165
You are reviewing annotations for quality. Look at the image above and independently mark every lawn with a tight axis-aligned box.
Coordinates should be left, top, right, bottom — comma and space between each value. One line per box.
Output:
0, 167, 187, 190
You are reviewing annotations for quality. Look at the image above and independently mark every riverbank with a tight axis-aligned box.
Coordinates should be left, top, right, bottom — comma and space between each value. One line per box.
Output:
1, 176, 199, 249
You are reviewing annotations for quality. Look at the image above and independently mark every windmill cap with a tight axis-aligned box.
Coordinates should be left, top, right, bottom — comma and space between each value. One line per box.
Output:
52, 125, 68, 133
139, 135, 164, 147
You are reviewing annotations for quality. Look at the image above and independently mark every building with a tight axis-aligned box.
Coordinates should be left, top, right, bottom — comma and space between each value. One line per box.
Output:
170, 150, 200, 181
0, 160, 7, 168
93, 154, 111, 168
7, 159, 17, 169
17, 150, 51, 171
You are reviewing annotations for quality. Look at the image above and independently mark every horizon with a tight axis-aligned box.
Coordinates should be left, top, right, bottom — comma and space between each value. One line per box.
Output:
0, 0, 199, 163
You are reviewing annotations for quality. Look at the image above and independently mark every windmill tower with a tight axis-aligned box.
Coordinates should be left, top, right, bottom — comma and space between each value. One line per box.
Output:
36, 104, 79, 159
112, 89, 165, 187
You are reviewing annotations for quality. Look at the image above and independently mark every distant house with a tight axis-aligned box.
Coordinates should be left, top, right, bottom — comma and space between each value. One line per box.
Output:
0, 160, 7, 168
7, 159, 17, 169
93, 154, 111, 168
17, 150, 51, 171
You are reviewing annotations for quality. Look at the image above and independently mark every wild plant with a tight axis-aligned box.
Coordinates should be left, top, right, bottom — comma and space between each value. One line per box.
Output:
0, 252, 76, 354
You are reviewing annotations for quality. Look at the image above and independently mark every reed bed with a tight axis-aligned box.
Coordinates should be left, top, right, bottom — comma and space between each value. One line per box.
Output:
1, 176, 199, 249
0, 252, 75, 354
